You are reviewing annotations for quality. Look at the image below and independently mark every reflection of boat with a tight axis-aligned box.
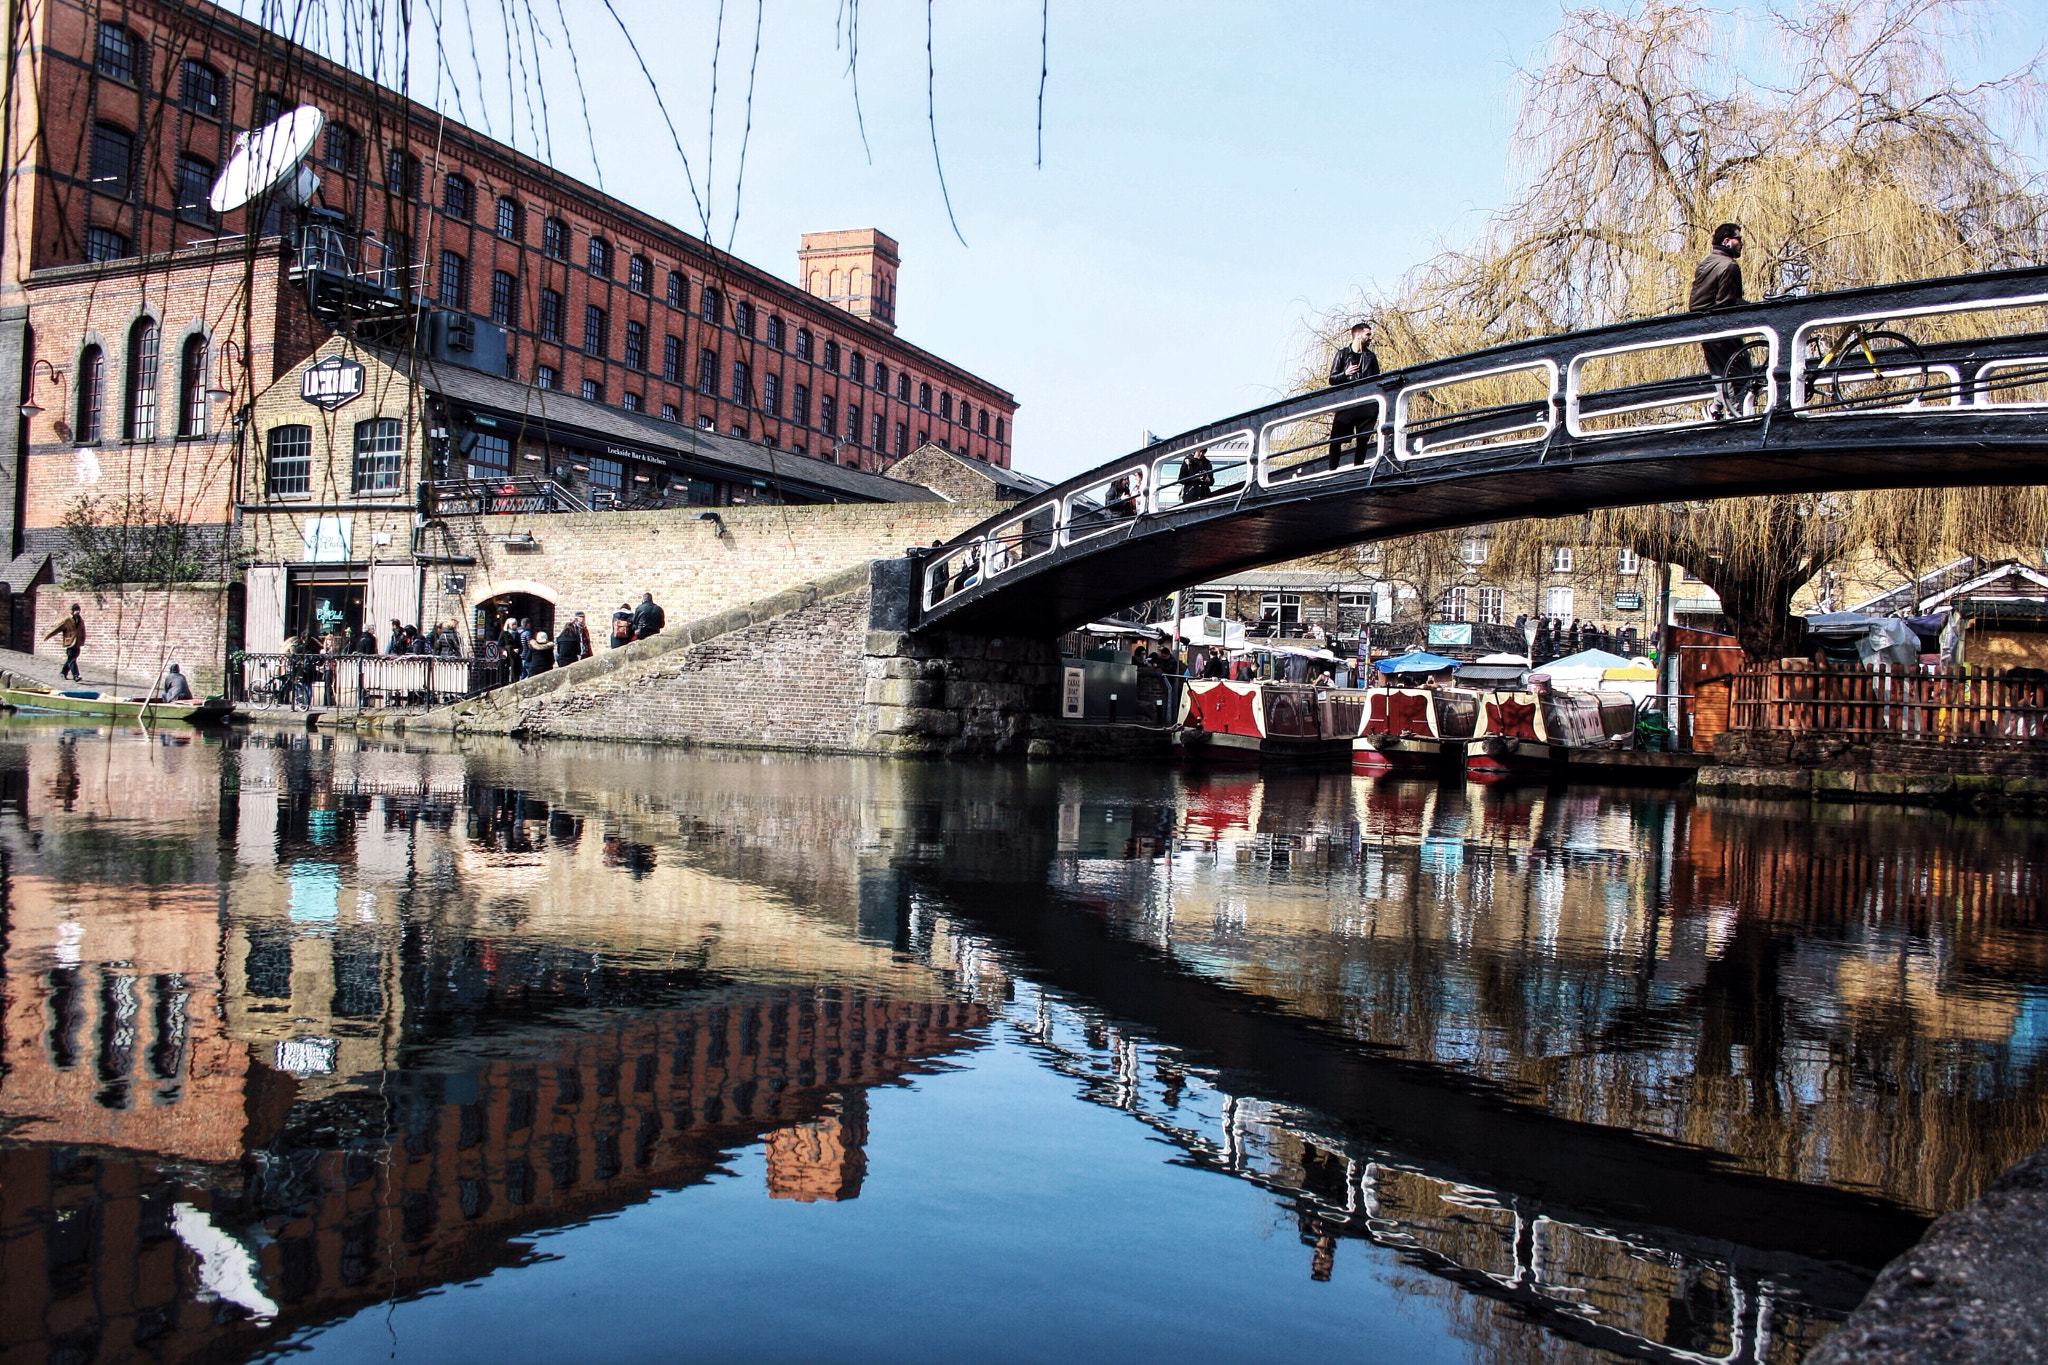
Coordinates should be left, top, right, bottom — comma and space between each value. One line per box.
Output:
1467, 688, 1634, 778
1352, 686, 1479, 772
0, 687, 235, 725
1176, 681, 1358, 765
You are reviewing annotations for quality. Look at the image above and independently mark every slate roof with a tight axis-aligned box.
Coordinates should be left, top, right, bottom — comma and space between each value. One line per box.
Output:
404, 353, 944, 504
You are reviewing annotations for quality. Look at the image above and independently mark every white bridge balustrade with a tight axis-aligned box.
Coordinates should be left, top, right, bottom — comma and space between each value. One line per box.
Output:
914, 265, 2048, 637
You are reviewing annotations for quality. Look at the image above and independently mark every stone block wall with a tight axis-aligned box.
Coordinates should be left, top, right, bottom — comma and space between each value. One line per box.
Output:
473, 589, 875, 751
858, 628, 1062, 757
29, 583, 232, 693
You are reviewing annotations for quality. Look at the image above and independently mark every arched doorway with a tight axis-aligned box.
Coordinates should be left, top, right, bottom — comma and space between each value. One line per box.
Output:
473, 592, 555, 654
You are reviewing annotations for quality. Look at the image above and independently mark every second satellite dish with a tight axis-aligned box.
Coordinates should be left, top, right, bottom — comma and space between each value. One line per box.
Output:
210, 105, 325, 214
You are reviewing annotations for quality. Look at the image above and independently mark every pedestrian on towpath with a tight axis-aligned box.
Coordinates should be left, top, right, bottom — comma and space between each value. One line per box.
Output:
610, 603, 634, 649
45, 603, 86, 681
1327, 319, 1380, 466
631, 592, 665, 641
573, 612, 594, 661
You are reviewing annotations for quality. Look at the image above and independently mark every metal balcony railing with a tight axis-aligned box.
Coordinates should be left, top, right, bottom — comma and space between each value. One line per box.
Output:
422, 477, 589, 517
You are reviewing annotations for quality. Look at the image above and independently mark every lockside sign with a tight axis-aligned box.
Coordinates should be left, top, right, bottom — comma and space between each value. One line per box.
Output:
301, 355, 366, 410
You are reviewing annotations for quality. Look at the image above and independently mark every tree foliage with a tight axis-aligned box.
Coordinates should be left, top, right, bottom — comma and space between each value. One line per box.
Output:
1314, 0, 2048, 660
60, 495, 213, 590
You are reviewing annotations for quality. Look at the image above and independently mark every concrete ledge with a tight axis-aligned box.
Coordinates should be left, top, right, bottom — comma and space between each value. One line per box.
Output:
1810, 1141, 2048, 1364
411, 561, 875, 732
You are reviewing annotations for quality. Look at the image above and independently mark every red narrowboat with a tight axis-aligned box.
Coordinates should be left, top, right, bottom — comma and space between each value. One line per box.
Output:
1352, 687, 1480, 773
1177, 680, 1358, 765
1467, 688, 1636, 778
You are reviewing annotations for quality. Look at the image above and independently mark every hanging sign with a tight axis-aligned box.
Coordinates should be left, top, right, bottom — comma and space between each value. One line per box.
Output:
1427, 623, 1473, 646
1613, 592, 1644, 611
301, 356, 365, 410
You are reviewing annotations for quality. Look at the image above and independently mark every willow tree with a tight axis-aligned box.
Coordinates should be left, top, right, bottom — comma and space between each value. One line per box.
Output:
1322, 0, 2048, 660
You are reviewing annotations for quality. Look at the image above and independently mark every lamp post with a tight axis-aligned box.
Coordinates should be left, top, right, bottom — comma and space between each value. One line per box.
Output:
206, 339, 242, 406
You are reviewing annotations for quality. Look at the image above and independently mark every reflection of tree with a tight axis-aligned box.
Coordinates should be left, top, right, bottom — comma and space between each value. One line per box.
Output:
1084, 784, 2048, 1218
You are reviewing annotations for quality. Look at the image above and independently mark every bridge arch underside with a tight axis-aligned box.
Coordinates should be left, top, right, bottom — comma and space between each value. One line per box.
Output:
915, 265, 2048, 637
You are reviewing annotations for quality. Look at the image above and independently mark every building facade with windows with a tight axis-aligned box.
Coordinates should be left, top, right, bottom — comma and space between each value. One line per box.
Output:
0, 0, 1017, 652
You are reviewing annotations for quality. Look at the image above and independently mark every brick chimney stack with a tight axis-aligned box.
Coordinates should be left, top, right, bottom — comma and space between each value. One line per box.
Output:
798, 229, 899, 333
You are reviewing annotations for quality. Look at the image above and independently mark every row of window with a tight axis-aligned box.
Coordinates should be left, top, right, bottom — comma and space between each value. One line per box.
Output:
67, 320, 212, 443
265, 421, 403, 497
1452, 539, 1642, 575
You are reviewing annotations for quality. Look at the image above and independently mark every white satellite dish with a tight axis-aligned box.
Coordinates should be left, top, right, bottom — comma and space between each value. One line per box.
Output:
210, 105, 325, 214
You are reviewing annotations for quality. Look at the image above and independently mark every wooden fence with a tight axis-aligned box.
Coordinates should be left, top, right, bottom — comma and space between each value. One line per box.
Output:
1729, 663, 2048, 741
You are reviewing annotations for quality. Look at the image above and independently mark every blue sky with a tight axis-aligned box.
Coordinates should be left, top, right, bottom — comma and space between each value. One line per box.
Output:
255, 1, 2048, 483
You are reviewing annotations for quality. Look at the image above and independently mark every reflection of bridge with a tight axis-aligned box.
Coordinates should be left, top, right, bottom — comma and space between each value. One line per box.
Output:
914, 267, 2048, 634
1006, 979, 1850, 1364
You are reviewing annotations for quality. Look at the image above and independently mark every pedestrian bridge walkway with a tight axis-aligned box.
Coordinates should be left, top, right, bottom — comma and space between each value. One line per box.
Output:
916, 265, 2048, 636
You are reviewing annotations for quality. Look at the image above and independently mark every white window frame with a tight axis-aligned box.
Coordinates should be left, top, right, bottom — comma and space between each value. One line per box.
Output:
1543, 585, 1575, 617
1475, 585, 1505, 624
1549, 546, 1574, 572
1617, 548, 1640, 576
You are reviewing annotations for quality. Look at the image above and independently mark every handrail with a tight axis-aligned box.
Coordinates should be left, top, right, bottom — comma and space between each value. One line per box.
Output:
918, 263, 2048, 625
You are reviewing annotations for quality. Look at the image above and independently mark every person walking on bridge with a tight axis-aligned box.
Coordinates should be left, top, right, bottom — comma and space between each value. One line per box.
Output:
1326, 319, 1380, 466
631, 592, 666, 641
1690, 223, 1755, 417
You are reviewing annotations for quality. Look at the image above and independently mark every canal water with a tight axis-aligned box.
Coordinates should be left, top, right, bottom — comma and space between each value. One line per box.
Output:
2, 725, 2044, 1364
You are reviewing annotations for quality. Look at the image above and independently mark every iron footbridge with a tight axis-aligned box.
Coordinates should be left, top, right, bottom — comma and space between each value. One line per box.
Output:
914, 265, 2048, 636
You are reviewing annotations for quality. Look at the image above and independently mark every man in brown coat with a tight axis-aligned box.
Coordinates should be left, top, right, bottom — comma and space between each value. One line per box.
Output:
44, 603, 86, 681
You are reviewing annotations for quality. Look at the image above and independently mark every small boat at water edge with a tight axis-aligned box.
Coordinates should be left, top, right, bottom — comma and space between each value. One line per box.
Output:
0, 687, 235, 725
1176, 680, 1361, 765
1466, 688, 1635, 779
1353, 686, 1480, 773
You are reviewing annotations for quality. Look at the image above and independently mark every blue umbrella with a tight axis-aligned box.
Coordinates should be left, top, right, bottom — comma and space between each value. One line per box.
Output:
1374, 649, 1460, 675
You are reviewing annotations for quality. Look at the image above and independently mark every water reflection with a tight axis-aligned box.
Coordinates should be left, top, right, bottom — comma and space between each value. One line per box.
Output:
0, 726, 2041, 1363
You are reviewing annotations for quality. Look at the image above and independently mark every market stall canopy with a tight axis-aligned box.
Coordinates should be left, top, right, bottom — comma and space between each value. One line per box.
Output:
1476, 652, 1531, 665
1080, 621, 1167, 639
1375, 650, 1460, 675
1455, 663, 1529, 688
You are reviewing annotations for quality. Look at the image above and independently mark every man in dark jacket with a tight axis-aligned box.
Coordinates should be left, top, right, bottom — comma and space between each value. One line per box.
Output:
554, 616, 583, 667
1690, 223, 1753, 416
630, 593, 665, 641
1326, 319, 1380, 466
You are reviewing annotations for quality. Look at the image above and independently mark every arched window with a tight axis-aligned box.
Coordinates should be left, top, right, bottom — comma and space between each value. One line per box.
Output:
917, 382, 931, 412
75, 345, 104, 444
323, 123, 361, 171
897, 372, 910, 401
667, 270, 686, 309
495, 196, 520, 239
822, 339, 839, 372
125, 318, 159, 441
765, 315, 783, 349
978, 408, 989, 435
874, 363, 888, 392
178, 60, 221, 117
587, 236, 611, 277
700, 285, 720, 324
849, 352, 865, 384
177, 334, 209, 438
442, 173, 473, 220
794, 328, 811, 361
542, 216, 567, 259
95, 23, 139, 83
89, 123, 134, 198
627, 254, 649, 293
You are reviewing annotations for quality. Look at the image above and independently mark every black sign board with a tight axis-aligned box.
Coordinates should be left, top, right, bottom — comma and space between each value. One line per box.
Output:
301, 356, 366, 410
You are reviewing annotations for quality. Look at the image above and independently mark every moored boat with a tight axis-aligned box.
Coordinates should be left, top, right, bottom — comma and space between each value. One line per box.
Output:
1176, 680, 1358, 765
1466, 687, 1634, 779
0, 687, 235, 725
1352, 686, 1480, 773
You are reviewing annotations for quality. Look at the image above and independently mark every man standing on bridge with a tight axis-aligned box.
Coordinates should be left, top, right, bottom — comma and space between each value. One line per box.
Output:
1690, 223, 1754, 417
1326, 319, 1380, 466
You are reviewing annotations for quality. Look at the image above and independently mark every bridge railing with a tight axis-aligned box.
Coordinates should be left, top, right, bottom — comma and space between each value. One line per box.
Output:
918, 266, 2048, 620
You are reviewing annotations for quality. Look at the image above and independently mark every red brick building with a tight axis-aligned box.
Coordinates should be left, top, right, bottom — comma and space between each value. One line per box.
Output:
0, 0, 1016, 644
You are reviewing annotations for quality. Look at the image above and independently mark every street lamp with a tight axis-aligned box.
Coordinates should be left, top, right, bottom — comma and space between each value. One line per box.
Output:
18, 358, 64, 418
207, 340, 242, 406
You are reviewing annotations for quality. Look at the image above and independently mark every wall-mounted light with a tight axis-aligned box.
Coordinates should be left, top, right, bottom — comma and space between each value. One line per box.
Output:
632, 473, 650, 482
697, 511, 725, 538
521, 452, 543, 462
18, 358, 64, 417
206, 340, 242, 405
571, 463, 589, 472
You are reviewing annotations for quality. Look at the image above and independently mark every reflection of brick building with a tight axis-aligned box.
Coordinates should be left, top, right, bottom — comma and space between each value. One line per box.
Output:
0, 989, 986, 1363
766, 1092, 869, 1202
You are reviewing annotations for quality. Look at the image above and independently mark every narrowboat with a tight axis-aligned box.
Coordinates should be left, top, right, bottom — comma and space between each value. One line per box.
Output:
1352, 686, 1480, 773
1177, 680, 1359, 765
0, 687, 235, 725
1466, 688, 1635, 778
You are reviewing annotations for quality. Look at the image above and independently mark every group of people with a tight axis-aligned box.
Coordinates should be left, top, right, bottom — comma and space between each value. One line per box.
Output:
1526, 616, 1639, 664
485, 593, 668, 681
